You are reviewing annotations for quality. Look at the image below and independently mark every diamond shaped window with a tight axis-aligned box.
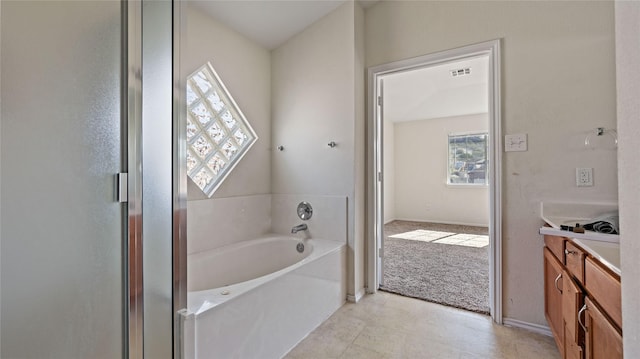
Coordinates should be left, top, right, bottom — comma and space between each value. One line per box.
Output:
186, 62, 257, 196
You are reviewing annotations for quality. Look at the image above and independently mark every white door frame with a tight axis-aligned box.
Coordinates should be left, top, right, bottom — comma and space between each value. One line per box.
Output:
366, 39, 503, 323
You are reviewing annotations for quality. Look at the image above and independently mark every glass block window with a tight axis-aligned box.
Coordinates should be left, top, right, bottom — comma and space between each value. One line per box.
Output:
448, 133, 488, 185
186, 62, 257, 196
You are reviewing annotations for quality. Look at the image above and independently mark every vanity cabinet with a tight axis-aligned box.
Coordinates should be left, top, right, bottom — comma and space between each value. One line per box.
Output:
563, 270, 583, 359
584, 257, 621, 329
565, 241, 585, 284
583, 297, 623, 359
543, 234, 622, 359
544, 247, 565, 353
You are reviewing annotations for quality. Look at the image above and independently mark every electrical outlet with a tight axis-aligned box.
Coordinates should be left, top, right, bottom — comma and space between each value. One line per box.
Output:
576, 168, 593, 187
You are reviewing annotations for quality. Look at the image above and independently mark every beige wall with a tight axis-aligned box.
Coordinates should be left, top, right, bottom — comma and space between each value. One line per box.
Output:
272, 3, 354, 196
186, 5, 271, 200
366, 1, 617, 326
184, 6, 273, 254
186, 3, 367, 297
354, 3, 366, 301
392, 114, 489, 227
272, 2, 365, 298
615, 1, 640, 356
0, 4, 2, 353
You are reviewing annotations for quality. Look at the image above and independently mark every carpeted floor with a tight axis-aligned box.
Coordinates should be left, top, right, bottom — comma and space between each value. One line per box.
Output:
380, 220, 490, 314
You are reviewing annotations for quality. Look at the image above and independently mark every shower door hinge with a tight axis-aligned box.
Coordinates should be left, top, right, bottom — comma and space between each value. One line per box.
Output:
378, 247, 384, 258
378, 171, 382, 182
116, 173, 128, 203
377, 96, 383, 106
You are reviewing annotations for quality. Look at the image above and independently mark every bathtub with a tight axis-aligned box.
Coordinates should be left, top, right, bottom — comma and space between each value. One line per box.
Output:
186, 235, 346, 359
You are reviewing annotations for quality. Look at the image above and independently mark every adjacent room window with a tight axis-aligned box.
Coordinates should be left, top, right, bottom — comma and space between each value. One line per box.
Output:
186, 62, 258, 197
448, 133, 488, 185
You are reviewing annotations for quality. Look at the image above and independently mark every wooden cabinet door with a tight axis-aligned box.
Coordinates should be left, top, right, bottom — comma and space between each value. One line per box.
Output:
565, 324, 584, 359
563, 271, 584, 359
584, 256, 622, 329
584, 297, 622, 359
544, 247, 564, 354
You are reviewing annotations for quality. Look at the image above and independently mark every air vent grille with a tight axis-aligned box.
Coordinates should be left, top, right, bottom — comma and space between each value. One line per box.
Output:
451, 68, 471, 77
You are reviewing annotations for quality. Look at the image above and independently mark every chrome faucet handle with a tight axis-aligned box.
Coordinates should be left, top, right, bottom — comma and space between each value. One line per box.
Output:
291, 223, 308, 234
297, 202, 313, 220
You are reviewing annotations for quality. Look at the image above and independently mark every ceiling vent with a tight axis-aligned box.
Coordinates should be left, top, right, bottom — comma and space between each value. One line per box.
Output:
451, 68, 471, 77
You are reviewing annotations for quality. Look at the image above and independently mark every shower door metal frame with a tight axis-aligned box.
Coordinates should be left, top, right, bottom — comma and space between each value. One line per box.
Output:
173, 0, 189, 357
125, 0, 143, 357
1, 1, 181, 357
124, 1, 187, 357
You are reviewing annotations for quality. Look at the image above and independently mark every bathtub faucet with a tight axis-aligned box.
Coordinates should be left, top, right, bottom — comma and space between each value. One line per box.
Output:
291, 223, 308, 234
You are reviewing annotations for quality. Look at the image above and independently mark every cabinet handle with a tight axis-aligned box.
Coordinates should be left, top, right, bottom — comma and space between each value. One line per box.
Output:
565, 249, 577, 255
578, 304, 588, 333
554, 273, 563, 294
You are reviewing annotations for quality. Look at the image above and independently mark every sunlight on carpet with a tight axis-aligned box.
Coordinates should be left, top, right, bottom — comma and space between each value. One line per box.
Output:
389, 230, 454, 242
389, 229, 489, 248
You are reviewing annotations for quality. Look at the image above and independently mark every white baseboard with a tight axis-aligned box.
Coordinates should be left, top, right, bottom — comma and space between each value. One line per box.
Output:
393, 217, 489, 228
365, 286, 376, 294
503, 318, 553, 337
347, 288, 366, 303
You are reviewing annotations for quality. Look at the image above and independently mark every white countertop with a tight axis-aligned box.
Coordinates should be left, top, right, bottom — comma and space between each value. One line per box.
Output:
540, 201, 618, 224
573, 238, 620, 276
540, 201, 619, 238
539, 227, 620, 276
539, 201, 620, 275
538, 226, 619, 243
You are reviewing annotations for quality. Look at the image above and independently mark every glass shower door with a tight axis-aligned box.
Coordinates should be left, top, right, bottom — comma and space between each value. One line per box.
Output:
1, 1, 126, 357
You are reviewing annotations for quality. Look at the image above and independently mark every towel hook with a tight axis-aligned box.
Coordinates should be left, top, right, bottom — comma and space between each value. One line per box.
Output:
584, 127, 617, 148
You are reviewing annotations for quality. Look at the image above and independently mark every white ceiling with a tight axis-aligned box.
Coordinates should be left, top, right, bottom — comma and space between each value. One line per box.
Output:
189, 0, 484, 122
191, 1, 348, 50
383, 56, 489, 122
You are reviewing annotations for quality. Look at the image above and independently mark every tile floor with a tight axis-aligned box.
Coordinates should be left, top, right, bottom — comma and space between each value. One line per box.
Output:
285, 291, 560, 359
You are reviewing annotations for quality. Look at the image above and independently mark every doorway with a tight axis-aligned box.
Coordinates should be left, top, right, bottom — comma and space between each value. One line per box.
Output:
367, 40, 503, 322
380, 56, 490, 314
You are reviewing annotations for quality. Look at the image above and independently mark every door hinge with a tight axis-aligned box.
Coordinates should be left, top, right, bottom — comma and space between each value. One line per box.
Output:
378, 247, 384, 258
377, 171, 383, 182
116, 173, 128, 203
377, 96, 383, 106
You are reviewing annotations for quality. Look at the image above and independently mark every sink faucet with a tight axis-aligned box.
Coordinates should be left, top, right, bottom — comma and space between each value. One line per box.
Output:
291, 223, 308, 234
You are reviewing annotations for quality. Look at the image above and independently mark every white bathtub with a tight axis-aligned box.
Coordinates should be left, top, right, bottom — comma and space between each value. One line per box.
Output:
188, 236, 313, 292
186, 236, 346, 359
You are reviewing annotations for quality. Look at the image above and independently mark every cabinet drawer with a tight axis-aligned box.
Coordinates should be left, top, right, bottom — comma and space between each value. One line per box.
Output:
585, 256, 622, 329
544, 234, 565, 263
565, 241, 585, 284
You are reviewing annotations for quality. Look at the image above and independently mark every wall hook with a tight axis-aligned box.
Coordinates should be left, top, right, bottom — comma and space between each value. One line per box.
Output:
327, 141, 337, 148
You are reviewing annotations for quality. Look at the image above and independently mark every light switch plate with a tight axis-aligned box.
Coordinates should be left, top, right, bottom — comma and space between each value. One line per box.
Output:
505, 134, 527, 152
